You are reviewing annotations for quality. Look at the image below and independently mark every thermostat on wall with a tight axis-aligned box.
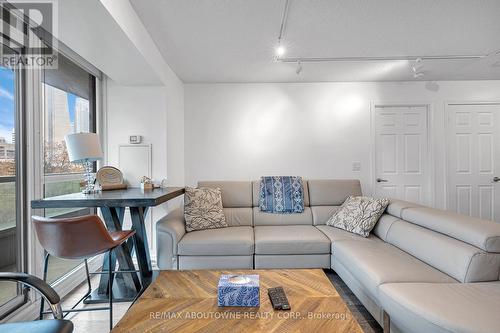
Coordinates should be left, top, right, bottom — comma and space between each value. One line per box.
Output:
129, 135, 142, 144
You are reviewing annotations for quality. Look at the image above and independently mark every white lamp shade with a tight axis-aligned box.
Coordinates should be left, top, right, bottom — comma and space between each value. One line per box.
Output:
65, 133, 103, 162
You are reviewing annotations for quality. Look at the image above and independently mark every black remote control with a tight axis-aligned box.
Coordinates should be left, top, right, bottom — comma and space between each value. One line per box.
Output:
268, 287, 291, 310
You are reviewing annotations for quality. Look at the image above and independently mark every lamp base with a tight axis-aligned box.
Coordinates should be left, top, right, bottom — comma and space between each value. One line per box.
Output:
82, 160, 99, 194
81, 188, 100, 195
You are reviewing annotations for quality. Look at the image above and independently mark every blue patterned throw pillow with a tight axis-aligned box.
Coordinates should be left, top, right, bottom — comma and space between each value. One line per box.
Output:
259, 176, 304, 213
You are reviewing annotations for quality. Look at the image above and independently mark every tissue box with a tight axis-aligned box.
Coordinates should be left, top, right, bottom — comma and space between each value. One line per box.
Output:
217, 274, 260, 307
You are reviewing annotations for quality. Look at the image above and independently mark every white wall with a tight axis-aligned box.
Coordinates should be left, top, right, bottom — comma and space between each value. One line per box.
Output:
185, 81, 500, 209
104, 80, 186, 189
100, 0, 185, 189
106, 82, 167, 185
96, 0, 185, 265
105, 78, 184, 260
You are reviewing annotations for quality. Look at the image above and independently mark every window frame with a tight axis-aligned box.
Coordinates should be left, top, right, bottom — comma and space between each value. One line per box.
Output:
40, 66, 98, 286
0, 50, 29, 320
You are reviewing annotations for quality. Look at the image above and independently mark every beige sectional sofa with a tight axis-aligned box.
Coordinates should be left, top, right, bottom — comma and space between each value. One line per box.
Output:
156, 179, 500, 333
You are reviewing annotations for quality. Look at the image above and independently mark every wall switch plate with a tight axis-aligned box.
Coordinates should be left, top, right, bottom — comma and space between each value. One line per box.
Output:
352, 162, 361, 172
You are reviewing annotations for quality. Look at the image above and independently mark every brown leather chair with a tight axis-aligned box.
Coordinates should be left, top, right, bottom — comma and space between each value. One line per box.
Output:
32, 215, 136, 331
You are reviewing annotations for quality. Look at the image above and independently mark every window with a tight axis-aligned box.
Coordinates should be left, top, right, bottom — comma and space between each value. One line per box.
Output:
1, 4, 102, 317
42, 53, 97, 283
0, 66, 16, 230
43, 84, 90, 175
0, 61, 26, 315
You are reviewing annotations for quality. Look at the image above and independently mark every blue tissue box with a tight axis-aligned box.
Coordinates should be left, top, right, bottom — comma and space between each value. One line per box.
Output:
217, 274, 260, 307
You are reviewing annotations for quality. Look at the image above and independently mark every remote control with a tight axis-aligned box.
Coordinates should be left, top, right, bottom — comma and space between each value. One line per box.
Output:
268, 287, 291, 310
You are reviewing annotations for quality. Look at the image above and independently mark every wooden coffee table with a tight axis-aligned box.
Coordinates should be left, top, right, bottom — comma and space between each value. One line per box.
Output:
112, 269, 363, 332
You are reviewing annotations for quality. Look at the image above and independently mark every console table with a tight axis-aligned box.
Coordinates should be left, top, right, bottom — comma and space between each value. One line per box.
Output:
31, 187, 185, 303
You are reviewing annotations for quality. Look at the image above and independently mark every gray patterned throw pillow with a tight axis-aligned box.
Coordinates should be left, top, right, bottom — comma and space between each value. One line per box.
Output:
326, 196, 389, 237
184, 187, 228, 232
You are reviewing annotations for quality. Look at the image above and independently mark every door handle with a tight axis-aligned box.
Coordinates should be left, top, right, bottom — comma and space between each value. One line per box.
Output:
493, 177, 500, 183
376, 178, 388, 183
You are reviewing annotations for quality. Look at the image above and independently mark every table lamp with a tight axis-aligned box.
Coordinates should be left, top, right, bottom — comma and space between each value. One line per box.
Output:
65, 133, 103, 194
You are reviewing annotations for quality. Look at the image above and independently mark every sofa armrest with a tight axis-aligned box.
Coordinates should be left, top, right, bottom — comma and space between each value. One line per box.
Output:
156, 208, 186, 269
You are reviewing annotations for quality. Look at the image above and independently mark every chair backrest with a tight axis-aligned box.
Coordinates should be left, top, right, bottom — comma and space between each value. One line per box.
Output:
32, 215, 116, 259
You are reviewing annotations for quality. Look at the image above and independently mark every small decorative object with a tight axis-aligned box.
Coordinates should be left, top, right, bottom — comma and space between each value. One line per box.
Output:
139, 176, 154, 190
65, 133, 103, 194
218, 274, 260, 307
129, 135, 142, 144
96, 166, 128, 191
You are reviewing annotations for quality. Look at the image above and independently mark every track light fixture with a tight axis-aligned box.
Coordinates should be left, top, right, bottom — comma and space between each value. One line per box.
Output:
273, 0, 493, 77
275, 0, 290, 60
275, 39, 285, 58
295, 61, 302, 75
412, 58, 425, 78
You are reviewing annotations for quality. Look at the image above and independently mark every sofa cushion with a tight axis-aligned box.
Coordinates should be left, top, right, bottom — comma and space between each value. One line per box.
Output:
307, 179, 362, 206
178, 255, 253, 270
178, 226, 254, 255
379, 282, 500, 333
254, 254, 330, 269
198, 181, 253, 208
386, 220, 500, 282
223, 208, 253, 226
184, 187, 228, 232
253, 207, 313, 226
253, 180, 310, 207
254, 225, 330, 255
311, 206, 341, 225
372, 214, 401, 241
316, 225, 382, 253
332, 240, 456, 301
326, 196, 389, 237
400, 206, 500, 253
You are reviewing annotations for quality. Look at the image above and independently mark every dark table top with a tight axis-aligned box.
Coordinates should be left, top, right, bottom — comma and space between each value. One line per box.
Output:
31, 187, 185, 209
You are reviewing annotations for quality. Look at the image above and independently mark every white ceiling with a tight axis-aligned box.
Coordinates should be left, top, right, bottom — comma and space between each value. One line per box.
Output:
58, 0, 162, 85
130, 0, 500, 83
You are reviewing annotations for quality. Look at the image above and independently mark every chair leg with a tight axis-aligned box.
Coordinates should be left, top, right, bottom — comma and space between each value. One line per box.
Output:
84, 259, 92, 297
109, 249, 114, 331
39, 253, 50, 320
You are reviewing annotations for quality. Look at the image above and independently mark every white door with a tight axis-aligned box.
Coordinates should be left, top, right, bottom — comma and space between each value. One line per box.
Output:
447, 103, 500, 222
374, 105, 429, 204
